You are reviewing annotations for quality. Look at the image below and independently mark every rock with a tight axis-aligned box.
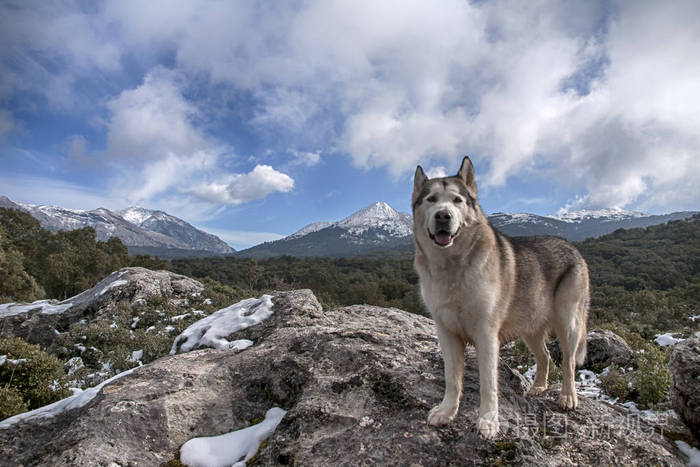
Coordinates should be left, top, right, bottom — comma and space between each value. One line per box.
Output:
0, 267, 203, 348
0, 289, 686, 466
669, 335, 700, 440
549, 329, 634, 370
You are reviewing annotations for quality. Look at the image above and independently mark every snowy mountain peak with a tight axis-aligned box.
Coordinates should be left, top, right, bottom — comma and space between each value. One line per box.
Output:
118, 206, 156, 226
338, 201, 402, 228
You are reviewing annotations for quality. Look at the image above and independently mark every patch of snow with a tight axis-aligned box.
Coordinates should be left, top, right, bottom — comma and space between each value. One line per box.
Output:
171, 313, 191, 322
676, 440, 700, 467
0, 355, 5, 366
690, 315, 700, 322
180, 407, 286, 467
64, 357, 84, 375
145, 326, 156, 333
0, 368, 135, 429
289, 221, 334, 238
193, 310, 205, 316
203, 298, 212, 306
99, 279, 128, 296
127, 350, 144, 365
131, 316, 140, 329
164, 325, 175, 333
654, 332, 685, 347
170, 295, 275, 354
0, 300, 73, 318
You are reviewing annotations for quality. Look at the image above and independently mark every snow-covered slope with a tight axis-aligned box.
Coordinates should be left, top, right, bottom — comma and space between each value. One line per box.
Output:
1, 196, 234, 255
118, 207, 233, 254
237, 202, 413, 258
553, 208, 647, 223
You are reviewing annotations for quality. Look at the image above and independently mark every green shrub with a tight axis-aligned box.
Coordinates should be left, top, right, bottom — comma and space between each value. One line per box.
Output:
547, 359, 562, 384
632, 344, 671, 408
0, 385, 28, 420
599, 364, 632, 400
0, 337, 70, 411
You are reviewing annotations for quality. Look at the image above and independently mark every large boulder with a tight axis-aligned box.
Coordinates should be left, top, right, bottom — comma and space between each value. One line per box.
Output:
0, 290, 685, 466
0, 267, 204, 348
550, 328, 634, 370
669, 334, 700, 440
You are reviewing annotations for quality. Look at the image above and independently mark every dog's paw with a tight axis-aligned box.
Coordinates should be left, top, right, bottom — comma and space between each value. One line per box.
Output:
477, 414, 500, 439
528, 384, 547, 396
427, 404, 457, 426
559, 392, 578, 410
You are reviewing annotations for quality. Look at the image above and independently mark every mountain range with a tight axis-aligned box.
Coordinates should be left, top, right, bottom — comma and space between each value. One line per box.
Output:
236, 202, 698, 258
0, 196, 234, 257
2, 195, 696, 259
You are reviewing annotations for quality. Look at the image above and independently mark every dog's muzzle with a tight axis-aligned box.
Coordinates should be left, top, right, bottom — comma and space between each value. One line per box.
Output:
429, 210, 459, 247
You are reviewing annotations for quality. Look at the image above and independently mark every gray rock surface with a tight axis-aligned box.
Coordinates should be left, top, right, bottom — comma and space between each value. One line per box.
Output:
0, 267, 203, 349
669, 334, 700, 440
550, 328, 634, 370
0, 289, 685, 466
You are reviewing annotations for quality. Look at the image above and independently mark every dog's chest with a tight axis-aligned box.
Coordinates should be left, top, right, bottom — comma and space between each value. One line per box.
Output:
418, 261, 494, 335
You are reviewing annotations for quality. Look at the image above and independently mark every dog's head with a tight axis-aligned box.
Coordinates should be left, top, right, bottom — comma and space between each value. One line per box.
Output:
412, 157, 482, 249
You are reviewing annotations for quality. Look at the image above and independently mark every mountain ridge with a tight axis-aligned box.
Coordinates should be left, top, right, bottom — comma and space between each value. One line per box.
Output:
0, 196, 234, 256
237, 201, 698, 258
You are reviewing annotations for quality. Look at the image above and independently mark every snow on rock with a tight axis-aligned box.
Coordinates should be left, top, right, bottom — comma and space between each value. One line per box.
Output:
676, 440, 700, 467
180, 407, 287, 467
99, 279, 128, 296
0, 368, 135, 429
655, 333, 685, 347
0, 300, 73, 318
170, 295, 275, 354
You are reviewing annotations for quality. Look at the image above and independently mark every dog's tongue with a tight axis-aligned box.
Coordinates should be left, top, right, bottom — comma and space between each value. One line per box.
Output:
435, 231, 452, 245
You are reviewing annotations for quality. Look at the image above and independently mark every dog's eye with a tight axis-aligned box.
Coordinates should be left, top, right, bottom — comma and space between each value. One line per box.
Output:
427, 196, 437, 202
454, 197, 463, 203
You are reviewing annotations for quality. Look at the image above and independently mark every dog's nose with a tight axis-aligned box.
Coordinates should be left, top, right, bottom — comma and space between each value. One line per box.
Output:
435, 211, 451, 223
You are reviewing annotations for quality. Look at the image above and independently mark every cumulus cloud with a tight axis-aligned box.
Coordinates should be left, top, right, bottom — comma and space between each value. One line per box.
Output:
290, 150, 321, 167
105, 68, 205, 160
185, 165, 295, 205
3, 0, 700, 213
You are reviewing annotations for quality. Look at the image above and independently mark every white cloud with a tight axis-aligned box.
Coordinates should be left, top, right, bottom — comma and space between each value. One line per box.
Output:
3, 0, 700, 213
290, 150, 321, 166
186, 165, 294, 205
105, 68, 205, 160
425, 166, 448, 179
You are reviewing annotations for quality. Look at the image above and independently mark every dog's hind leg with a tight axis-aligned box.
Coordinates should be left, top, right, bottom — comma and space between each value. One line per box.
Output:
522, 328, 550, 395
554, 264, 589, 410
428, 324, 466, 426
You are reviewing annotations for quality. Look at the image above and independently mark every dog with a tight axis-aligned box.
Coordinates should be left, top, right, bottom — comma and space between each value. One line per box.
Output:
412, 157, 589, 439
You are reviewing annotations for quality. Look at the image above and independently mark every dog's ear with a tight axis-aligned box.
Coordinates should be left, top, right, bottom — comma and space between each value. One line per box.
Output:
414, 165, 428, 193
457, 156, 477, 194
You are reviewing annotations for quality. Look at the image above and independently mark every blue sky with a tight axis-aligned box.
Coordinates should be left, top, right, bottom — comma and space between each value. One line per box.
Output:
1, 1, 699, 250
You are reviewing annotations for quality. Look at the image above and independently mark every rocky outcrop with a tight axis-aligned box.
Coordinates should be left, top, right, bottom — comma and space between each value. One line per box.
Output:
550, 328, 634, 370
0, 290, 685, 466
669, 334, 700, 440
0, 267, 203, 348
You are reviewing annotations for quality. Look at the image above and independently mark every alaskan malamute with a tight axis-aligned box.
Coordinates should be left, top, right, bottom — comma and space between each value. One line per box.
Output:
412, 157, 589, 439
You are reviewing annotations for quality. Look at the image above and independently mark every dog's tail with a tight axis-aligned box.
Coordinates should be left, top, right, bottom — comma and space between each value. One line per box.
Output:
575, 293, 589, 367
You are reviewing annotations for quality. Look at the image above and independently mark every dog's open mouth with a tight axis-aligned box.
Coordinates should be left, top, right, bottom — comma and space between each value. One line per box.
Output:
429, 228, 459, 247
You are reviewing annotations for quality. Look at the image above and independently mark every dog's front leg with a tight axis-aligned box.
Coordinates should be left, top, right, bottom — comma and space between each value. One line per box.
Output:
428, 324, 465, 426
475, 334, 500, 439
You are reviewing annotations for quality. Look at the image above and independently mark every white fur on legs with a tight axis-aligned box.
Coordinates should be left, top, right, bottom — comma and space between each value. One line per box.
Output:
522, 331, 550, 396
428, 325, 465, 426
476, 334, 500, 439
